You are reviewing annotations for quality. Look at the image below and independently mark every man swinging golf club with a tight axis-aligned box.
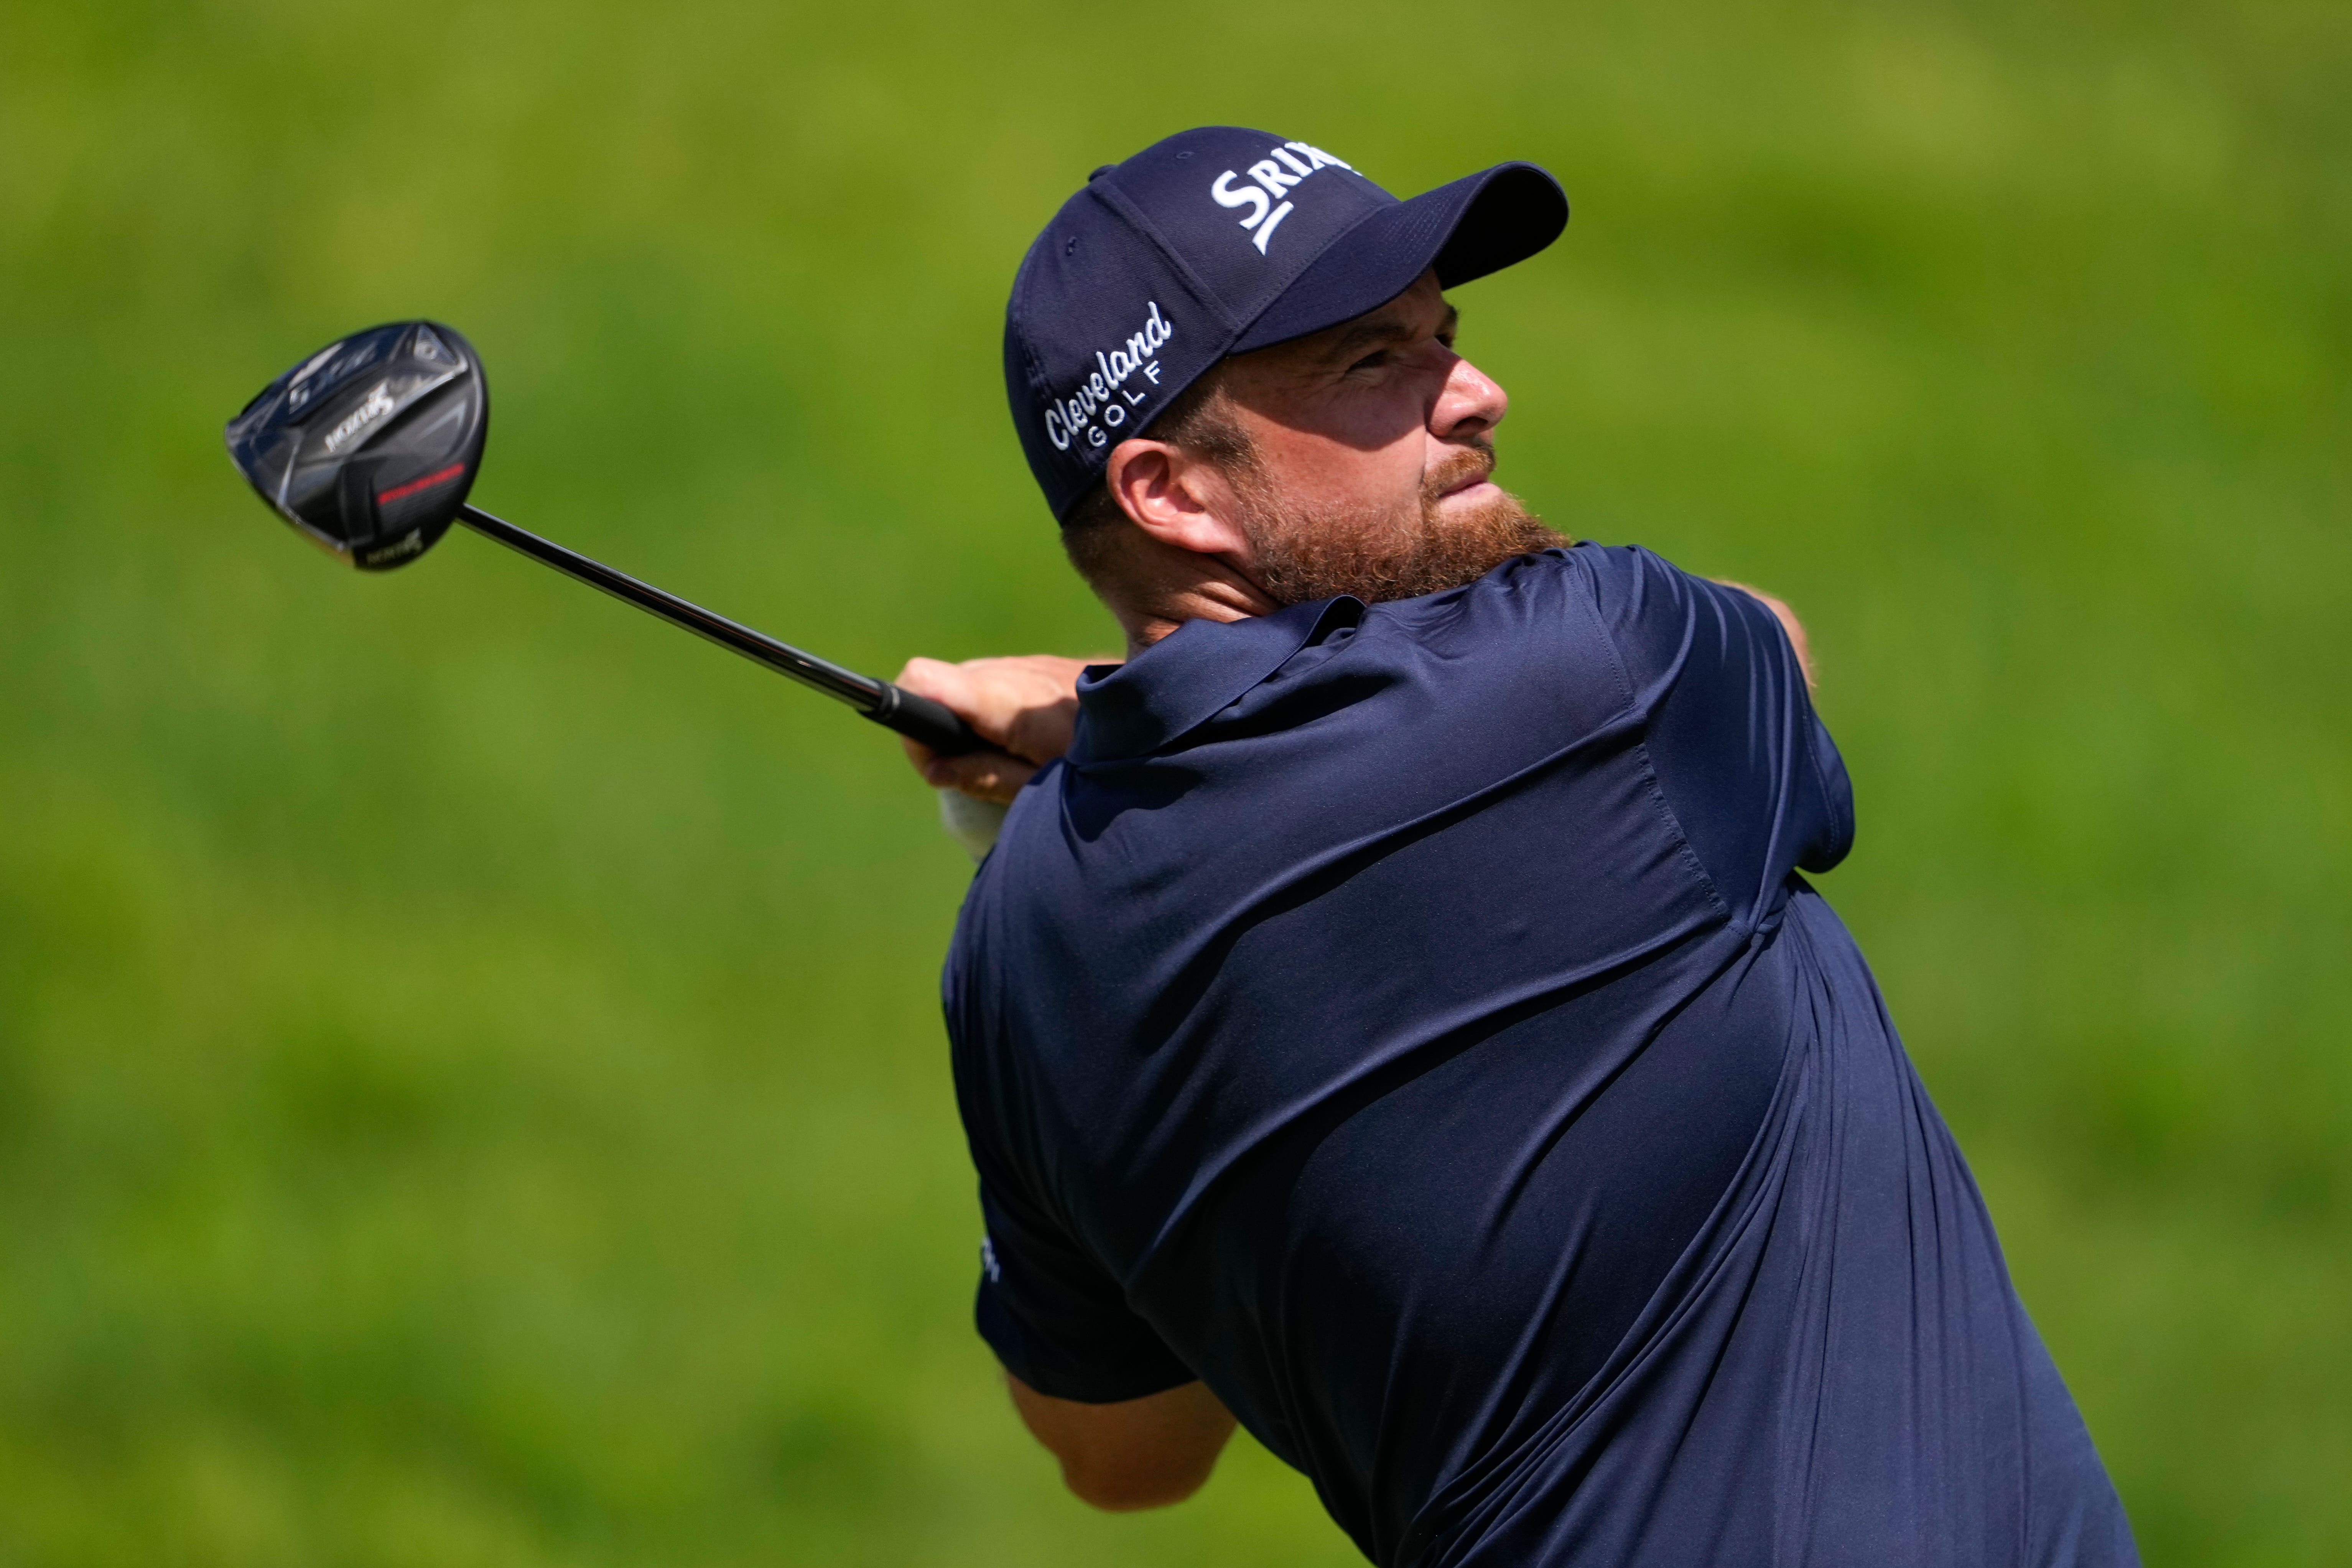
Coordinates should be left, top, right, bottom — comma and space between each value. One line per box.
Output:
896, 127, 2138, 1567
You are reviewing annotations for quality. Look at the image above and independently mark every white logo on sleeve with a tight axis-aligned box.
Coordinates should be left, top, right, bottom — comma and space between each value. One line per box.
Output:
1042, 299, 1174, 453
1210, 140, 1354, 255
980, 1236, 1002, 1284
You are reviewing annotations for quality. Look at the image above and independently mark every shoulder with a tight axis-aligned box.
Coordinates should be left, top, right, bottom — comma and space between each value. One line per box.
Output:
1342, 543, 1659, 710
1368, 542, 1686, 638
1540, 542, 1795, 693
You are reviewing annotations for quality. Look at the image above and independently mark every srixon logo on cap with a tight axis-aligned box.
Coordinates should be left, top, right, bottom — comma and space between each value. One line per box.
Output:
1043, 300, 1174, 453
1210, 141, 1354, 255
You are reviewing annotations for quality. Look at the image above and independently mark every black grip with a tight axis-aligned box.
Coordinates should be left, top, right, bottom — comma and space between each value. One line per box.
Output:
864, 681, 984, 755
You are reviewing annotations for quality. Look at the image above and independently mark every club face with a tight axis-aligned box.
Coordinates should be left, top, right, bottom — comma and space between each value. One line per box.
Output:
225, 321, 488, 571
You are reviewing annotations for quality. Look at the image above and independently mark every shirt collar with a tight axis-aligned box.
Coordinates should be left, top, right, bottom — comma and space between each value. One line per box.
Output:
1073, 596, 1366, 762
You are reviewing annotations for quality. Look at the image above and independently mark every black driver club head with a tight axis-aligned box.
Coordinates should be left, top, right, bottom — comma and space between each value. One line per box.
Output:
222, 318, 989, 759
225, 321, 487, 571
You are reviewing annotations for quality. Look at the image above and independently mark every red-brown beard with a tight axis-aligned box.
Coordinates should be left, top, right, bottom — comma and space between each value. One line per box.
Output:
1233, 443, 1567, 606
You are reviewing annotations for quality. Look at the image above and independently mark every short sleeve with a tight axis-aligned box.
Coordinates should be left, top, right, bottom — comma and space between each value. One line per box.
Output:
946, 901, 1199, 1405
1582, 545, 1855, 925
969, 1162, 1198, 1403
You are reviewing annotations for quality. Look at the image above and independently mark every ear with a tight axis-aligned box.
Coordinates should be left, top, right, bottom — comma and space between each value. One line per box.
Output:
1104, 438, 1254, 560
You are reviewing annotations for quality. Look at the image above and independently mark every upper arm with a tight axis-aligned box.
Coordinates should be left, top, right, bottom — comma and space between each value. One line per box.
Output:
965, 1151, 1223, 1509
969, 1168, 1198, 1403
948, 905, 1220, 1507
948, 935, 1197, 1406
1583, 545, 1854, 918
1714, 580, 1815, 688
1005, 1374, 1237, 1511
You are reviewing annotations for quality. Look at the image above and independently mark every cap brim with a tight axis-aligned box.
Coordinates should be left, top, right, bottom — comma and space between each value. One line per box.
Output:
1231, 162, 1568, 354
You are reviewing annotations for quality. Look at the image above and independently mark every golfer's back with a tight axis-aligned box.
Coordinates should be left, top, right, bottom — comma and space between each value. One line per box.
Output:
945, 544, 2135, 1567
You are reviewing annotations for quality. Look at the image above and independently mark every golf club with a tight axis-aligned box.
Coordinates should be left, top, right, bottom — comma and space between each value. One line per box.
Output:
222, 320, 984, 757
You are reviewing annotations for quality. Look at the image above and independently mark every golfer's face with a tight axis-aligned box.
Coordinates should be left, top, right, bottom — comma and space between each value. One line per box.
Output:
1222, 270, 1511, 528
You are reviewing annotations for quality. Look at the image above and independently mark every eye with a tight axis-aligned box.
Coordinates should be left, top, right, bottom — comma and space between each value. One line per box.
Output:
1346, 349, 1389, 374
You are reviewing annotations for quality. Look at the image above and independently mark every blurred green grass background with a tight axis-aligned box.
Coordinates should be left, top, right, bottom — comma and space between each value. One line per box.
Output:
2, 0, 2346, 1561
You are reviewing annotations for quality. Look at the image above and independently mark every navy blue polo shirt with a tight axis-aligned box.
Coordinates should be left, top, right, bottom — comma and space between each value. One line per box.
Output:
943, 544, 2135, 1567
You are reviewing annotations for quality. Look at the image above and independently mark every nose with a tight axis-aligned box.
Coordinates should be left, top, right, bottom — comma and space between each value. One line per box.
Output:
1430, 352, 1508, 441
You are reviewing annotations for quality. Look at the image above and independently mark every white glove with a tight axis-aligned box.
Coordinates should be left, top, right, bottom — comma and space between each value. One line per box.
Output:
938, 788, 1010, 863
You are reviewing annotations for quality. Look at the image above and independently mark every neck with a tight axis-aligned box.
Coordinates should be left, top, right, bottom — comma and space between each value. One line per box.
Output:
1082, 519, 1282, 655
1110, 557, 1280, 657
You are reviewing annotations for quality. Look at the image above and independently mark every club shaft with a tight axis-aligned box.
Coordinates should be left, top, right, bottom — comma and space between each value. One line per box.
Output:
456, 504, 980, 754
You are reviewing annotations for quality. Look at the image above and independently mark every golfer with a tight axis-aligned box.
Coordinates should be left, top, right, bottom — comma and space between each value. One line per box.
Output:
897, 126, 2138, 1567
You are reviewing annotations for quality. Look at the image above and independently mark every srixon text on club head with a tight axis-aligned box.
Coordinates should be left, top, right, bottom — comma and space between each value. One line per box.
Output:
225, 321, 488, 571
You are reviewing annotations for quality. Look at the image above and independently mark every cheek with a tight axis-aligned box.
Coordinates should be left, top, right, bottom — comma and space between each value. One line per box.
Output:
1261, 398, 1429, 511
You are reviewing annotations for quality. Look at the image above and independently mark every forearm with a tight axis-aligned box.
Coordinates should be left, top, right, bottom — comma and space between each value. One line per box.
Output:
892, 653, 1106, 802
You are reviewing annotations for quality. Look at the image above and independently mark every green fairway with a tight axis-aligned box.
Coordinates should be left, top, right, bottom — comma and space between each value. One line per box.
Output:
1, 0, 2345, 1560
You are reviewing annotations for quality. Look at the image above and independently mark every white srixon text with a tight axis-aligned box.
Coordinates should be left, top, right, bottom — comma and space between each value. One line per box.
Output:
1210, 140, 1353, 255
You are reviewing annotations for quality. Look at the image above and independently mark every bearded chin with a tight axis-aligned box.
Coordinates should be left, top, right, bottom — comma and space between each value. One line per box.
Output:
1240, 482, 1569, 607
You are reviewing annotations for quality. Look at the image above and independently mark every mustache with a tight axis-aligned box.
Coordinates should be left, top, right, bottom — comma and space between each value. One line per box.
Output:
1421, 441, 1496, 504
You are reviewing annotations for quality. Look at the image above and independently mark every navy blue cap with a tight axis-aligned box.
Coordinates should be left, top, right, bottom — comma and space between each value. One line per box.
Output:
1004, 127, 1569, 522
